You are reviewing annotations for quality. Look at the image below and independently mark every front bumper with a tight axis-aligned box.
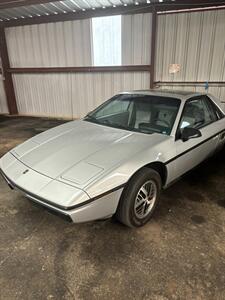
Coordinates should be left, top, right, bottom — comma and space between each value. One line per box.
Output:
0, 168, 72, 222
0, 166, 123, 223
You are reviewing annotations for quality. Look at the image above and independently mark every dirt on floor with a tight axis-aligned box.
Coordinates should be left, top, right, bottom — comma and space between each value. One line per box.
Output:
0, 115, 225, 300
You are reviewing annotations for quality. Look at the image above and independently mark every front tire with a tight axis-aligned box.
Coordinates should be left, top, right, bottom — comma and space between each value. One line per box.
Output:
116, 168, 161, 228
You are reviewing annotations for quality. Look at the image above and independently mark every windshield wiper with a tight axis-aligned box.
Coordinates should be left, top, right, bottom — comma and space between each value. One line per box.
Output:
84, 117, 130, 131
114, 124, 129, 130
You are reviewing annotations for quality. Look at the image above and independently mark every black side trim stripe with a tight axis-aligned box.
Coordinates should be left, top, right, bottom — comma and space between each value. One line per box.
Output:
0, 168, 126, 211
165, 129, 225, 165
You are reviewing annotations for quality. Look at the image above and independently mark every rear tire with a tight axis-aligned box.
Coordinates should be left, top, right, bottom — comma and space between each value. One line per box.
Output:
116, 168, 161, 228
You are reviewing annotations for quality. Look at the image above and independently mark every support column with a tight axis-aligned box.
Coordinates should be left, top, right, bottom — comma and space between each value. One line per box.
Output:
0, 27, 18, 114
150, 10, 157, 89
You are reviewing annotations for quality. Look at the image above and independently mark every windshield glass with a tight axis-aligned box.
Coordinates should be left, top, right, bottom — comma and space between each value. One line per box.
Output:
84, 94, 181, 135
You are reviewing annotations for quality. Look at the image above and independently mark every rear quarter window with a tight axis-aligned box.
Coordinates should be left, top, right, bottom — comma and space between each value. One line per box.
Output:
206, 96, 225, 120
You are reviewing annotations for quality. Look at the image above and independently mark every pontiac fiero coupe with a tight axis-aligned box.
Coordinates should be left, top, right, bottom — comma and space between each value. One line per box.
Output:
0, 90, 224, 227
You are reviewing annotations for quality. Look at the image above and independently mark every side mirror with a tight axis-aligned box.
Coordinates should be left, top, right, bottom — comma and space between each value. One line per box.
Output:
181, 127, 202, 142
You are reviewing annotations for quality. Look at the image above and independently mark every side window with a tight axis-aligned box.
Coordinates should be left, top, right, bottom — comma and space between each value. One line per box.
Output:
205, 96, 225, 120
179, 97, 217, 130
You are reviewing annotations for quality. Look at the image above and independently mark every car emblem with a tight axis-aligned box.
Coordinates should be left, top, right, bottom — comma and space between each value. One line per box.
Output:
23, 169, 29, 174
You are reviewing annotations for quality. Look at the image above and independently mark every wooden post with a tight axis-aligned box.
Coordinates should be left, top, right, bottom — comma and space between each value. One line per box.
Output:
0, 27, 18, 114
150, 10, 157, 89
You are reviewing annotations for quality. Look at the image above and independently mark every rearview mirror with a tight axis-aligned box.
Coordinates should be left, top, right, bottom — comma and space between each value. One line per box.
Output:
181, 127, 202, 142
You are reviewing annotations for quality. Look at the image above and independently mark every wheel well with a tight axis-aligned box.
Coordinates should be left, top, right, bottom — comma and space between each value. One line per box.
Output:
144, 162, 167, 187
128, 162, 167, 187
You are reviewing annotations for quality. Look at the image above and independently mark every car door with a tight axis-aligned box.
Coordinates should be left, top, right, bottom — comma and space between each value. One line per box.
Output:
207, 96, 225, 151
172, 95, 224, 180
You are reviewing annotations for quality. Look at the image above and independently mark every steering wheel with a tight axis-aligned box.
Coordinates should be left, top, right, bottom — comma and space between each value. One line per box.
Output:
154, 118, 170, 127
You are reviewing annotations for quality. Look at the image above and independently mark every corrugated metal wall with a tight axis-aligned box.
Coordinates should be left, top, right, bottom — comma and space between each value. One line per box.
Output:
122, 13, 152, 65
0, 76, 8, 114
5, 14, 152, 117
13, 72, 150, 118
6, 13, 152, 68
5, 10, 225, 117
156, 9, 225, 109
5, 19, 92, 67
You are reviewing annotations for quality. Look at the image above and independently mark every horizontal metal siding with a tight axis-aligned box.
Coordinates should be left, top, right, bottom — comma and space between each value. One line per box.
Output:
0, 76, 8, 114
122, 13, 152, 65
13, 72, 150, 118
5, 19, 92, 67
156, 9, 225, 105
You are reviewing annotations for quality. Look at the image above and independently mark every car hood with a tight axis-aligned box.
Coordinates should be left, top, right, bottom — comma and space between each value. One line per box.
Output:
11, 120, 169, 187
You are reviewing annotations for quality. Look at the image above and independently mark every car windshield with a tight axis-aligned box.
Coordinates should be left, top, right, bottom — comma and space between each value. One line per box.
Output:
84, 94, 181, 135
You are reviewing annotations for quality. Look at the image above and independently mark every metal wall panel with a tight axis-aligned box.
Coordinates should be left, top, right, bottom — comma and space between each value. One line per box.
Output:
6, 13, 153, 67
6, 13, 152, 118
122, 13, 152, 65
13, 73, 72, 117
156, 10, 225, 105
13, 72, 150, 118
5, 19, 92, 67
0, 76, 8, 114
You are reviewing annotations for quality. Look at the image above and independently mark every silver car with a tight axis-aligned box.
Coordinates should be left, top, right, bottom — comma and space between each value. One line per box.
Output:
0, 90, 225, 227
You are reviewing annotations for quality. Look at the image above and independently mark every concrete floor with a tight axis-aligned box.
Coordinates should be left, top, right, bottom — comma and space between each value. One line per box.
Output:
0, 115, 225, 300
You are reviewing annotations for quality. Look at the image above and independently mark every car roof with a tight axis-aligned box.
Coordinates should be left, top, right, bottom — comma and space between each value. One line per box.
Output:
120, 89, 205, 101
